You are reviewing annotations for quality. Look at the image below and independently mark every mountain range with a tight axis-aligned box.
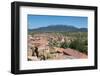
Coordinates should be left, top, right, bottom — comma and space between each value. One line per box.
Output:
29, 25, 87, 32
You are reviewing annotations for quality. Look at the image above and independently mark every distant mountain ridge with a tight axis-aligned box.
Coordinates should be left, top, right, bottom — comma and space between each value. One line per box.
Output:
29, 25, 87, 32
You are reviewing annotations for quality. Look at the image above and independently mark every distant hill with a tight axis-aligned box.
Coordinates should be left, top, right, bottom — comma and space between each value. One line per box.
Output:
29, 25, 87, 32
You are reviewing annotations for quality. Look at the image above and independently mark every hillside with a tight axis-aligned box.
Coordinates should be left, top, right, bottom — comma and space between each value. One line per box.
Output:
29, 25, 87, 32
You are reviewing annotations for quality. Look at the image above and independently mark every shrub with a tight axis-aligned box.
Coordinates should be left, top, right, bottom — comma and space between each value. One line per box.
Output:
69, 39, 87, 54
60, 42, 69, 49
48, 40, 59, 47
84, 39, 88, 45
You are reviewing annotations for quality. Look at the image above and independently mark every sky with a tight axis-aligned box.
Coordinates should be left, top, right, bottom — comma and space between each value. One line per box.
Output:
28, 15, 88, 29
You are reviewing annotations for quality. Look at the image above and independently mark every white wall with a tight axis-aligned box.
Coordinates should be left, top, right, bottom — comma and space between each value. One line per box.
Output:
0, 0, 99, 76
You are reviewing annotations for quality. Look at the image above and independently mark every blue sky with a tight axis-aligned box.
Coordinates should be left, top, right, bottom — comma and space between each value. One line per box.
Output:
28, 15, 88, 29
